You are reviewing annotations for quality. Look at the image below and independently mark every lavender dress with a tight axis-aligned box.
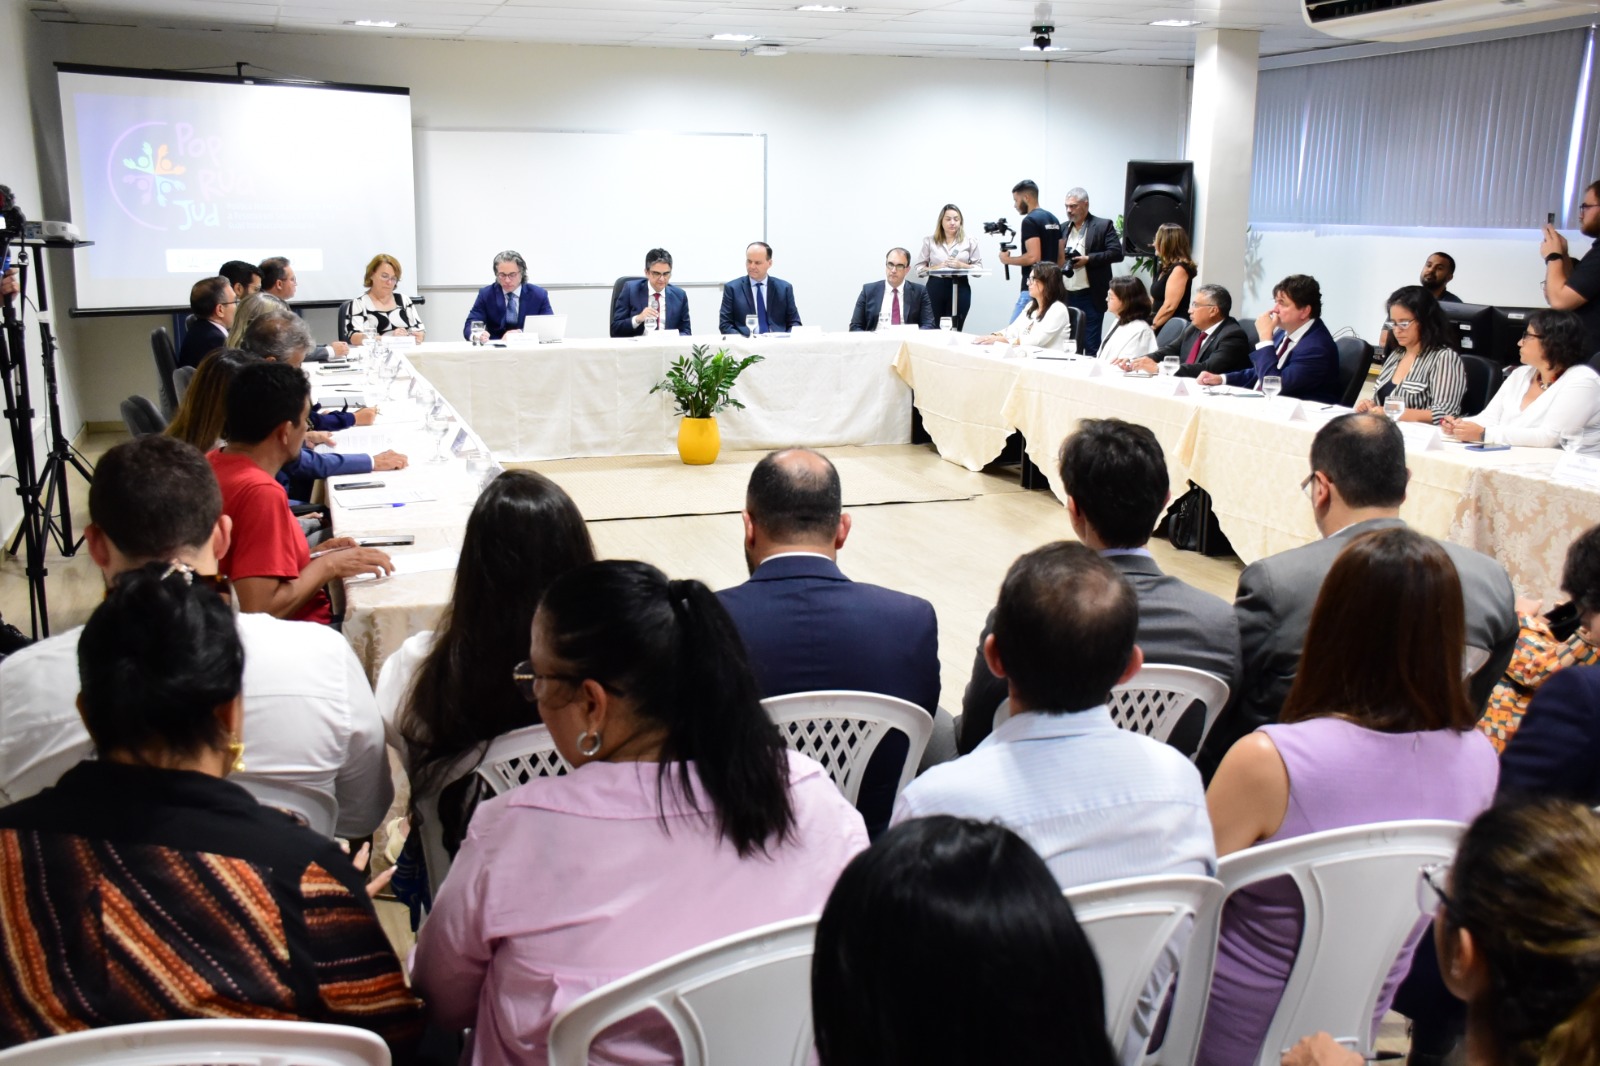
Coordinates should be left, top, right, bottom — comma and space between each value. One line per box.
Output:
1195, 717, 1498, 1066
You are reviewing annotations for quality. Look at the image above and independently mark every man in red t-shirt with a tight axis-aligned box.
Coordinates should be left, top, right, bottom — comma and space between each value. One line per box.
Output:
209, 361, 392, 623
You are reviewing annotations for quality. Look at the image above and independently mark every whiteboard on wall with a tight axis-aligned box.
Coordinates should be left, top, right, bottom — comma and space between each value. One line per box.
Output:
414, 128, 765, 289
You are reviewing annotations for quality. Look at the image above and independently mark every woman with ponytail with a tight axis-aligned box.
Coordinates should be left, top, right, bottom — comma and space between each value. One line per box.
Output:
413, 559, 869, 1066
1285, 797, 1600, 1066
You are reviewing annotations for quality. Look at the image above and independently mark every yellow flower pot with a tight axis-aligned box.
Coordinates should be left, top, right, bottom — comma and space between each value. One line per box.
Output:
677, 416, 721, 465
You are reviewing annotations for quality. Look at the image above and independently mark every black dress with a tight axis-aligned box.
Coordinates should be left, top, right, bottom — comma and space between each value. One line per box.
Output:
1153, 265, 1193, 323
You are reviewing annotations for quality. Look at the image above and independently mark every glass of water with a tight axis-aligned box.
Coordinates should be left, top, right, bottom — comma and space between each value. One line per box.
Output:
1161, 356, 1180, 377
1262, 375, 1283, 400
939, 317, 954, 332
1560, 431, 1584, 454
745, 314, 759, 337
1383, 397, 1406, 422
469, 320, 486, 346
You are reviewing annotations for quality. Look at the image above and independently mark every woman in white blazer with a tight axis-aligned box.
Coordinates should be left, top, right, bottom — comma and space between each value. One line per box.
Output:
1099, 275, 1159, 365
1442, 310, 1600, 455
977, 262, 1072, 352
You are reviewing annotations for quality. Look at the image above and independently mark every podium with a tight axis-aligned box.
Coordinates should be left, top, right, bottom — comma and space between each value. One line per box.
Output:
921, 267, 989, 323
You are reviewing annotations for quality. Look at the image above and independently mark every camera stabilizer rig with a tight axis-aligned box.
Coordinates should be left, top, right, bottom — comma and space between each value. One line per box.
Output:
983, 218, 1016, 281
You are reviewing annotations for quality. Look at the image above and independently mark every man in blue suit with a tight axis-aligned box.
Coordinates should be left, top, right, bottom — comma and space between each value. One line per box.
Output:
848, 247, 936, 331
717, 448, 939, 837
611, 247, 692, 337
1200, 274, 1341, 404
462, 250, 553, 340
719, 242, 801, 336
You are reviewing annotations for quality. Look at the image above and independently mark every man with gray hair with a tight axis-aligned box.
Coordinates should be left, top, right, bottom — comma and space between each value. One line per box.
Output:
848, 247, 935, 331
463, 250, 553, 341
1059, 187, 1124, 356
1124, 283, 1252, 377
257, 255, 347, 362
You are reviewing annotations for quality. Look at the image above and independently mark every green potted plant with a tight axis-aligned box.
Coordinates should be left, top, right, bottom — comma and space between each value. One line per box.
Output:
650, 344, 764, 464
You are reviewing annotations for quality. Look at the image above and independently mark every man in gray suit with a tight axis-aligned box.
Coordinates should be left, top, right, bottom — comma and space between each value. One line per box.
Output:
959, 418, 1240, 754
1195, 412, 1517, 779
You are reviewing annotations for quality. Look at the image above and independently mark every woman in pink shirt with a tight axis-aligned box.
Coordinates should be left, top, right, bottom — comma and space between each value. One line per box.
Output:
412, 560, 869, 1066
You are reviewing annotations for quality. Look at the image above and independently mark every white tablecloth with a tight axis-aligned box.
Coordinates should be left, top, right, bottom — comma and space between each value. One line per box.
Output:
407, 332, 915, 462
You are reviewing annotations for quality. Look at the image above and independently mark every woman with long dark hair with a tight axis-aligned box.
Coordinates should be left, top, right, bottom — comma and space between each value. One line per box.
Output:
412, 560, 868, 1065
1355, 285, 1466, 423
1151, 223, 1196, 331
978, 261, 1072, 350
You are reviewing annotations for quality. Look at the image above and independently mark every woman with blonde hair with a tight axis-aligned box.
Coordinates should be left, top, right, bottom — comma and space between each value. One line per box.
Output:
913, 204, 983, 331
347, 253, 426, 344
1151, 223, 1196, 331
224, 291, 290, 349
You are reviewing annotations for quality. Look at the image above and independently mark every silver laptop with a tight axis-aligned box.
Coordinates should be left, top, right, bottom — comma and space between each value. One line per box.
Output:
530, 314, 568, 343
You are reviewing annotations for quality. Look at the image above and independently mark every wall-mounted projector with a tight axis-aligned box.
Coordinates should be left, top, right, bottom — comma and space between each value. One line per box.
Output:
21, 221, 83, 242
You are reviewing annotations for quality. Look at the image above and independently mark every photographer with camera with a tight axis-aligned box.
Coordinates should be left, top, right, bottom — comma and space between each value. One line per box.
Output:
997, 180, 1061, 324
1059, 188, 1125, 357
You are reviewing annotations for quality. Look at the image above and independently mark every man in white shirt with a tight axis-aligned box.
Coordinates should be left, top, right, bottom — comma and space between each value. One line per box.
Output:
0, 435, 392, 837
848, 247, 935, 331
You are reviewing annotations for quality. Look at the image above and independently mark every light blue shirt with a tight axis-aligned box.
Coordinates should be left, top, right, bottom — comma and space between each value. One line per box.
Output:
894, 705, 1216, 887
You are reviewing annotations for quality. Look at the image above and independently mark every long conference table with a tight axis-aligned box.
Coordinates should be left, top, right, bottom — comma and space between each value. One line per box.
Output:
326, 332, 1596, 680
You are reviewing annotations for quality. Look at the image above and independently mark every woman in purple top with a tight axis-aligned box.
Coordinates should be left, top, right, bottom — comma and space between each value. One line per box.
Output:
412, 560, 868, 1066
1199, 528, 1499, 1066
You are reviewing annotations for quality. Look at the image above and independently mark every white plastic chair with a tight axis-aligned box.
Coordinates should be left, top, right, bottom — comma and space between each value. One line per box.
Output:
1108, 664, 1230, 755
760, 690, 934, 805
546, 916, 816, 1066
0, 1019, 390, 1065
238, 779, 340, 838
1066, 875, 1225, 1065
415, 723, 571, 898
1184, 820, 1467, 1066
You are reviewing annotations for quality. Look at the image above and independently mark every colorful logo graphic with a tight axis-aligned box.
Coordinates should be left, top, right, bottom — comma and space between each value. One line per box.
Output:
106, 120, 217, 232
122, 141, 186, 206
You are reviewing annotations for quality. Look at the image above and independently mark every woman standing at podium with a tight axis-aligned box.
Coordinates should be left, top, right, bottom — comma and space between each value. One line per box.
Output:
915, 204, 983, 332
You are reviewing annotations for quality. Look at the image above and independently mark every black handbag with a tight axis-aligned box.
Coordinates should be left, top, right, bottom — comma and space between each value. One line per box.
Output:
1156, 481, 1234, 557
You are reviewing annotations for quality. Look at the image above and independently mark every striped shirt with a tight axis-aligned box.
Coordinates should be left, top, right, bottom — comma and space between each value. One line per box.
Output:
1372, 344, 1467, 423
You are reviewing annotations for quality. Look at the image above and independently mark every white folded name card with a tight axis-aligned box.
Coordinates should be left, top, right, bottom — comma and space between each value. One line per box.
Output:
1395, 421, 1444, 452
1552, 452, 1600, 489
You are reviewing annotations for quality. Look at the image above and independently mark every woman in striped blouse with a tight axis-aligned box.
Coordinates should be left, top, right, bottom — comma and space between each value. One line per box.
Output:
1355, 286, 1466, 423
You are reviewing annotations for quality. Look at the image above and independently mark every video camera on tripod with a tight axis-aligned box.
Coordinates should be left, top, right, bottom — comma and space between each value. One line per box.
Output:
982, 218, 1016, 280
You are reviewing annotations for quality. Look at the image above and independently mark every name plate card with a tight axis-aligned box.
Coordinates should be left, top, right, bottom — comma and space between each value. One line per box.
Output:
1552, 452, 1600, 489
1395, 421, 1445, 453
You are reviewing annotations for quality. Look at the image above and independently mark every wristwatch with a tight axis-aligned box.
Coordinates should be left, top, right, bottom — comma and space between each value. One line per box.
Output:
1546, 252, 1566, 263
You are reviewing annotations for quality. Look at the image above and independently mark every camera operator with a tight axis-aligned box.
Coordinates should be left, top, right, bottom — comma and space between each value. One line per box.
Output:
998, 180, 1061, 323
1059, 188, 1125, 356
0, 186, 20, 303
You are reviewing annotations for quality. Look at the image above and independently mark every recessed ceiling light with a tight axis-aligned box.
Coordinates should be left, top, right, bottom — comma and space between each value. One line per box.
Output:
711, 32, 761, 41
796, 4, 853, 10
348, 19, 400, 27
1019, 44, 1068, 51
749, 44, 790, 56
1149, 18, 1202, 26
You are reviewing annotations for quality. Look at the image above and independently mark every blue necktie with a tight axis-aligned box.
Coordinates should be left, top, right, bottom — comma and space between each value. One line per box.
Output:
506, 289, 520, 330
754, 282, 770, 335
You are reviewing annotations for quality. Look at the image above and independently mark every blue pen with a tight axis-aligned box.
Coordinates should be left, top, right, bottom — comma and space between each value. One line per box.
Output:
345, 502, 405, 510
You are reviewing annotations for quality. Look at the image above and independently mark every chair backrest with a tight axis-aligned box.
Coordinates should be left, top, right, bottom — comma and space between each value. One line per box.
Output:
1066, 874, 1224, 1065
237, 778, 339, 837
1457, 352, 1501, 417
337, 299, 355, 342
610, 275, 644, 327
1066, 305, 1087, 346
547, 916, 817, 1066
414, 723, 571, 898
120, 395, 167, 438
760, 690, 933, 805
149, 328, 179, 420
1156, 315, 1189, 348
172, 365, 197, 407
0, 1019, 390, 1065
1108, 664, 1231, 757
1336, 337, 1373, 407
1211, 820, 1467, 1066
1239, 318, 1259, 347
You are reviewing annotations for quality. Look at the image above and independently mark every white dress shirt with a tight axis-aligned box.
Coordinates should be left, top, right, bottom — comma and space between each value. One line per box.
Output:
1099, 319, 1159, 363
1063, 221, 1090, 293
374, 628, 435, 753
1260, 318, 1315, 368
1000, 300, 1072, 351
635, 284, 669, 331
880, 281, 907, 324
0, 612, 393, 837
1476, 363, 1600, 453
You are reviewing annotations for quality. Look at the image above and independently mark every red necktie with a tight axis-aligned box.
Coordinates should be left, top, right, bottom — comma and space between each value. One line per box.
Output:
892, 288, 902, 326
1185, 331, 1205, 365
651, 292, 661, 331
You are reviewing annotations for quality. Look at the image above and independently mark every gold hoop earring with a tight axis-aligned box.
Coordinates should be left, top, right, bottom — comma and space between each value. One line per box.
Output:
225, 736, 246, 775
577, 731, 603, 758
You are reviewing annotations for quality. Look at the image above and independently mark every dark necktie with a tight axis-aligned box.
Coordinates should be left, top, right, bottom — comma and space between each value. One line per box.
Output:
506, 289, 520, 330
891, 288, 902, 325
651, 292, 662, 331
1262, 332, 1292, 391
755, 282, 770, 335
1185, 330, 1205, 365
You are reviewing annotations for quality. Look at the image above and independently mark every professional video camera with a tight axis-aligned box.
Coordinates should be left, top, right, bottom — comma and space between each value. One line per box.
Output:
983, 218, 1015, 280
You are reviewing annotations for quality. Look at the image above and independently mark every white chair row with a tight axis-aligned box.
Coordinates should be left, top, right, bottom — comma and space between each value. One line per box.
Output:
992, 662, 1232, 760
416, 689, 933, 898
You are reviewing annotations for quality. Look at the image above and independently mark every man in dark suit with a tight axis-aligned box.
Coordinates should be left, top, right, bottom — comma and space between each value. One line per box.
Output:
1195, 413, 1518, 779
1124, 283, 1252, 378
259, 255, 348, 363
611, 247, 691, 337
718, 448, 938, 836
177, 276, 236, 369
960, 418, 1240, 754
1499, 666, 1600, 805
462, 250, 554, 341
719, 242, 801, 336
1200, 273, 1341, 404
1059, 188, 1125, 356
848, 247, 936, 331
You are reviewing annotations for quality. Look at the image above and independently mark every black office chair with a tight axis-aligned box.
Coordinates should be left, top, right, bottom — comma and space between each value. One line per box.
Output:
149, 328, 179, 422
1066, 306, 1086, 347
609, 276, 644, 331
120, 395, 167, 438
1240, 319, 1259, 347
173, 365, 197, 407
1335, 337, 1374, 408
1156, 316, 1188, 348
337, 300, 355, 342
1457, 353, 1502, 417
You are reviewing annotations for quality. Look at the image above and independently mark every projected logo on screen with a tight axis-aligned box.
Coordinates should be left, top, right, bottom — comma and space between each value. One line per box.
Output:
108, 121, 218, 232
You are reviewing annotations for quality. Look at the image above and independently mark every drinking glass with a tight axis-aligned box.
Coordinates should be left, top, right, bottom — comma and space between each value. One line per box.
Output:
469, 320, 486, 346
429, 423, 453, 463
745, 314, 760, 337
939, 317, 954, 332
1262, 375, 1283, 400
1560, 431, 1584, 454
1161, 356, 1180, 377
1383, 398, 1405, 422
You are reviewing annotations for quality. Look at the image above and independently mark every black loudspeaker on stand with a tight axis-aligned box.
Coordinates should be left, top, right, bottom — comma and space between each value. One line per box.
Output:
1123, 161, 1196, 256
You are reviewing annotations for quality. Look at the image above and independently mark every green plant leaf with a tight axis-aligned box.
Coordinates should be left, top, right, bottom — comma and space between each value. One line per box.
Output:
650, 344, 764, 418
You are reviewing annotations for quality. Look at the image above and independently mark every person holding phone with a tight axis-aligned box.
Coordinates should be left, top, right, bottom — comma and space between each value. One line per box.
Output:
1540, 180, 1600, 356
1441, 309, 1600, 453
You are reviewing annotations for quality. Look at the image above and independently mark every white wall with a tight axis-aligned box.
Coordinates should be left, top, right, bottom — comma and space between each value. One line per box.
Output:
25, 24, 1190, 425
1247, 226, 1595, 344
